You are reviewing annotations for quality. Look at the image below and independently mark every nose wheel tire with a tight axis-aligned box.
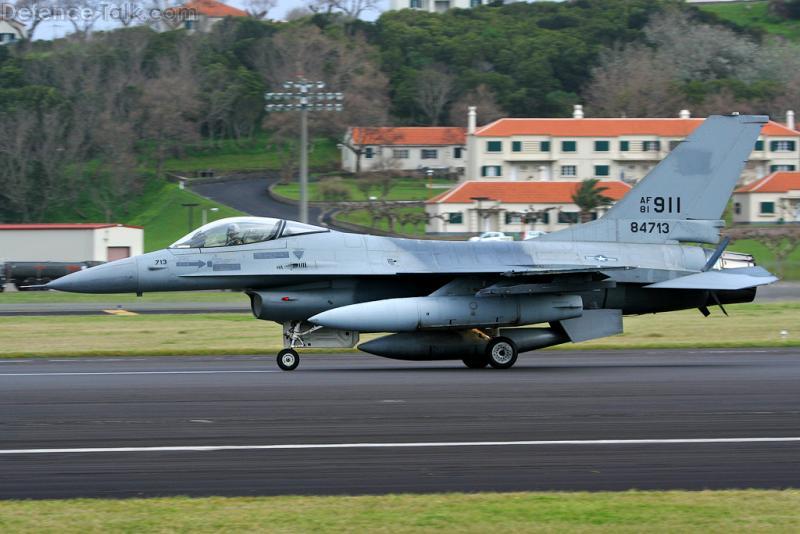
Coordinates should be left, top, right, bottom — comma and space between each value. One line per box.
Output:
277, 348, 299, 371
486, 337, 518, 369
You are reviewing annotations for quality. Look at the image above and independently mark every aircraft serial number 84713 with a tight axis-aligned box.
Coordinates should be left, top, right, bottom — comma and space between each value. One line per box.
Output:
47, 115, 777, 370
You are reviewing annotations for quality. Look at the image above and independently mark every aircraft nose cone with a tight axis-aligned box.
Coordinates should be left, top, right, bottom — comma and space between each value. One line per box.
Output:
46, 257, 139, 294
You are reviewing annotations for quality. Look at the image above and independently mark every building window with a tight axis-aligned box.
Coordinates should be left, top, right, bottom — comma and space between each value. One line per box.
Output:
454, 147, 463, 159
594, 165, 610, 177
734, 202, 741, 215
561, 140, 576, 152
421, 149, 438, 159
558, 212, 579, 224
481, 165, 502, 177
540, 141, 551, 152
643, 141, 660, 151
668, 140, 681, 151
185, 20, 195, 30
770, 164, 797, 172
770, 140, 796, 152
512, 141, 522, 152
393, 149, 410, 159
755, 140, 764, 151
410, 0, 422, 7
486, 141, 502, 152
448, 212, 463, 224
560, 165, 577, 177
760, 202, 775, 215
594, 140, 609, 152
0, 33, 16, 43
620, 140, 629, 152
364, 147, 374, 159
505, 212, 522, 224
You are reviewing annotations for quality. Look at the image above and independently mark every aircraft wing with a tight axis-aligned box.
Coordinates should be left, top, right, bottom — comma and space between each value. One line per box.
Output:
644, 266, 778, 291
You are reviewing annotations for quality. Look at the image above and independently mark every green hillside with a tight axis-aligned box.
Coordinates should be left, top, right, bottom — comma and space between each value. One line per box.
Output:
698, 1, 800, 40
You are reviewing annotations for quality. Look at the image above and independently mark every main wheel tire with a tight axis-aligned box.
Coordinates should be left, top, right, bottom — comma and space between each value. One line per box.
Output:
277, 348, 300, 371
486, 337, 518, 369
462, 355, 489, 369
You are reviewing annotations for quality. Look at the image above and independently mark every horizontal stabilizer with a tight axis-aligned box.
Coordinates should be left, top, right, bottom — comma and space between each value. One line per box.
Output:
645, 267, 777, 291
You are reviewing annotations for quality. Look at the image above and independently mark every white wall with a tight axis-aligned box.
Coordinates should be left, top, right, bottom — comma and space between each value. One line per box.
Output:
0, 227, 143, 262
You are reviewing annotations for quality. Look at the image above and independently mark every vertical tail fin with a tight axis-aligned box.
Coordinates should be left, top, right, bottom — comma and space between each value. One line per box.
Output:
542, 114, 767, 244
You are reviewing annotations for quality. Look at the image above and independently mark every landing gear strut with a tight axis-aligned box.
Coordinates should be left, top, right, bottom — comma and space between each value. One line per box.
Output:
277, 348, 299, 371
485, 336, 518, 369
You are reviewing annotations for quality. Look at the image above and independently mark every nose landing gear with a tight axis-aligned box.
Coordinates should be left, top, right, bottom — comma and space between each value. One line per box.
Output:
277, 348, 300, 371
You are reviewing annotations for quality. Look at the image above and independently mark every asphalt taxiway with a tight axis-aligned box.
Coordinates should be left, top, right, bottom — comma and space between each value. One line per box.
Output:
1, 348, 799, 499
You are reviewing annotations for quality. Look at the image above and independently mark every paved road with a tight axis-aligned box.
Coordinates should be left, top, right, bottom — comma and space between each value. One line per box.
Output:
2, 349, 799, 499
191, 176, 326, 225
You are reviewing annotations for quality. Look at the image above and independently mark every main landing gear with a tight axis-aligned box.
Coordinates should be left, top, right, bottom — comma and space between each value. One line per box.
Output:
463, 336, 519, 370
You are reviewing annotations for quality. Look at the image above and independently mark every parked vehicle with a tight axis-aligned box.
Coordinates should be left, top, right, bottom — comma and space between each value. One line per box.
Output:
468, 231, 514, 242
523, 230, 548, 240
3, 261, 103, 290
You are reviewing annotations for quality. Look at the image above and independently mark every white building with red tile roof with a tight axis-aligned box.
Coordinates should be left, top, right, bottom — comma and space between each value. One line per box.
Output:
0, 17, 26, 44
467, 107, 800, 185
341, 126, 466, 174
164, 0, 248, 33
733, 171, 800, 224
425, 180, 631, 236
0, 224, 143, 262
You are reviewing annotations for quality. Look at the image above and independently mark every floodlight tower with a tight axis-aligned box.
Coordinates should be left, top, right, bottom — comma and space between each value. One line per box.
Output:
265, 79, 343, 223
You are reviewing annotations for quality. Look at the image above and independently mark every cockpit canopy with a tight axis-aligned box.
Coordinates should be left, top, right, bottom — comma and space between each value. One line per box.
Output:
169, 217, 328, 249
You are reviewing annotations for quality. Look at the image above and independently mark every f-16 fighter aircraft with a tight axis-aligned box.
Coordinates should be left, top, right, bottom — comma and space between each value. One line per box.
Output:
47, 114, 778, 370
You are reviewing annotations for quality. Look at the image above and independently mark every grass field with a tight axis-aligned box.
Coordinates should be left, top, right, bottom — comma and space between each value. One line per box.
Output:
124, 181, 244, 251
272, 177, 454, 202
1, 302, 798, 358
728, 238, 800, 280
1, 490, 799, 532
699, 0, 800, 40
163, 136, 339, 173
335, 207, 428, 235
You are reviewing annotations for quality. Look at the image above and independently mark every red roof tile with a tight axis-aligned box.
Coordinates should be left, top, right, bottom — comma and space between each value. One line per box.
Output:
475, 118, 798, 138
0, 223, 143, 230
351, 127, 466, 146
736, 171, 800, 193
427, 180, 632, 204
175, 0, 247, 18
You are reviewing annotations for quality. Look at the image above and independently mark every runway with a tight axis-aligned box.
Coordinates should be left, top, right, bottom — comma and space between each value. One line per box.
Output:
1, 349, 799, 499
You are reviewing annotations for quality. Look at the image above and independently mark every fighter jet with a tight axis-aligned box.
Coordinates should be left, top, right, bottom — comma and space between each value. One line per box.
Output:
47, 114, 778, 370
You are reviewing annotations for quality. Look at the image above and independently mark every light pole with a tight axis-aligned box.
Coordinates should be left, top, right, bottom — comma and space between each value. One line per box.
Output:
202, 207, 219, 226
265, 79, 343, 223
181, 203, 199, 232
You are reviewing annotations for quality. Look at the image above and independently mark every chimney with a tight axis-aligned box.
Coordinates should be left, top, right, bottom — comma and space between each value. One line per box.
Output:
573, 104, 584, 119
468, 106, 477, 134
679, 109, 691, 119
787, 110, 796, 131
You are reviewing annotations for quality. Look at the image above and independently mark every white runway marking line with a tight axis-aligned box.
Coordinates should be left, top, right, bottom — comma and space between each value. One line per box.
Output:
0, 370, 279, 377
2, 437, 800, 455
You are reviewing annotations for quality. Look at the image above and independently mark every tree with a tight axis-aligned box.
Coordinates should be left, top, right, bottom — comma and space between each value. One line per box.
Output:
415, 66, 455, 126
306, 0, 380, 19
244, 0, 277, 19
571, 179, 613, 223
448, 85, 504, 127
254, 25, 389, 139
726, 226, 800, 279
585, 44, 684, 117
